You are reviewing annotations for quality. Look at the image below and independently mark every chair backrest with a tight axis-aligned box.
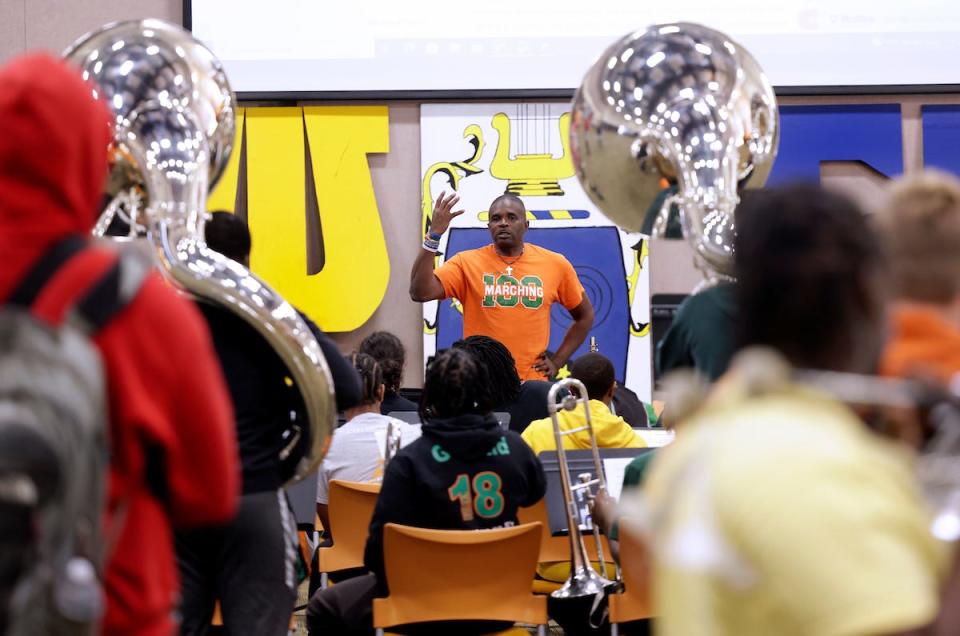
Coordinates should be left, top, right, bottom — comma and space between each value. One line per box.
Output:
386, 411, 420, 424
518, 499, 613, 564
608, 518, 653, 623
372, 523, 548, 629
317, 480, 381, 573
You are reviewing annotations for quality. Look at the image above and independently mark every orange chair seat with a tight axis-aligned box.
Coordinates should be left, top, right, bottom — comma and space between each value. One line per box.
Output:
518, 499, 614, 578
372, 523, 547, 634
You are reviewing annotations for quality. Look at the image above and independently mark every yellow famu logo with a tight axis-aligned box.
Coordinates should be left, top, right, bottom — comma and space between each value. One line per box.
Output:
482, 274, 544, 309
207, 106, 390, 332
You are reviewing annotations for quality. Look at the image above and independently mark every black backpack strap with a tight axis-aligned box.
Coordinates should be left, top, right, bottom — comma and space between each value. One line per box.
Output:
68, 248, 152, 335
7, 236, 88, 307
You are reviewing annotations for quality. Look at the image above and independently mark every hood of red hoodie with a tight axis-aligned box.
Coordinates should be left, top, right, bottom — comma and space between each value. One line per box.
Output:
0, 53, 112, 298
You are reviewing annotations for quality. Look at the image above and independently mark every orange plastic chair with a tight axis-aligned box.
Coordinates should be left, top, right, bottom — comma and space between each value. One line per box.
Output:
518, 499, 615, 593
212, 601, 222, 626
316, 480, 381, 588
372, 523, 548, 636
609, 518, 653, 635
211, 601, 296, 630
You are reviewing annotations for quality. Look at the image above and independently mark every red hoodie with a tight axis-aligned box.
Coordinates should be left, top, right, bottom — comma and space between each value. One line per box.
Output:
0, 54, 240, 635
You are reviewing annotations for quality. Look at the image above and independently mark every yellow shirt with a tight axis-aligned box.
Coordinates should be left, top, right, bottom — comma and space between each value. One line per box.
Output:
645, 384, 950, 636
522, 399, 646, 455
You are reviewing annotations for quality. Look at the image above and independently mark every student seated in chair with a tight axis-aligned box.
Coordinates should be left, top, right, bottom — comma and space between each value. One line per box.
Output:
522, 352, 647, 454
452, 334, 553, 433
316, 353, 420, 541
306, 348, 547, 636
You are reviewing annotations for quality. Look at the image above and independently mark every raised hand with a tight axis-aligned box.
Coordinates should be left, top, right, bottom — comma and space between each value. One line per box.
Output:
429, 192, 465, 235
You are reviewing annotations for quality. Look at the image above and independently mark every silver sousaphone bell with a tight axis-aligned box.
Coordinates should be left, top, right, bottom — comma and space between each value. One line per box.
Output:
63, 20, 336, 484
570, 22, 779, 285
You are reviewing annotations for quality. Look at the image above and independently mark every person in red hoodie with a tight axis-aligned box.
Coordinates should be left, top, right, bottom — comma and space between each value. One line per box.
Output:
879, 170, 960, 384
0, 53, 240, 635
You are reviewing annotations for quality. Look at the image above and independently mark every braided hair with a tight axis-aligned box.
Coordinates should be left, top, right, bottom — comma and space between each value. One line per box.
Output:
350, 352, 383, 406
452, 335, 521, 407
419, 348, 495, 423
358, 331, 405, 393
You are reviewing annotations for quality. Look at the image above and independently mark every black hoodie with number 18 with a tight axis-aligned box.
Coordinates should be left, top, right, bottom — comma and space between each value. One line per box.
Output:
363, 412, 547, 591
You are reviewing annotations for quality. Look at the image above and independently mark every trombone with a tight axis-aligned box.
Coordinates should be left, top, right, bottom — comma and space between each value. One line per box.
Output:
547, 378, 618, 600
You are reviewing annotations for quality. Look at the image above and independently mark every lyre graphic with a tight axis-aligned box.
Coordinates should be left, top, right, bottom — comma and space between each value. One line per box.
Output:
489, 106, 575, 196
627, 239, 651, 337
420, 124, 485, 237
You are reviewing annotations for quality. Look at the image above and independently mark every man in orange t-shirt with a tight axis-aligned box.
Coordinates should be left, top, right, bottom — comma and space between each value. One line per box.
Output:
410, 193, 594, 380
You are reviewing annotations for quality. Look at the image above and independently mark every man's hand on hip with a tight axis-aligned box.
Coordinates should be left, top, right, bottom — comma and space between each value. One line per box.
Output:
533, 352, 559, 379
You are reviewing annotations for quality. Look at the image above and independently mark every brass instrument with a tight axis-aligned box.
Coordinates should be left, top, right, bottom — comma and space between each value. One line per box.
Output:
63, 20, 335, 485
570, 22, 779, 285
548, 379, 616, 600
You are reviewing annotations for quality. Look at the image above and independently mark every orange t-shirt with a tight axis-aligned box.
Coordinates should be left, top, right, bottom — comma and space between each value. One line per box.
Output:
880, 304, 960, 383
434, 243, 584, 380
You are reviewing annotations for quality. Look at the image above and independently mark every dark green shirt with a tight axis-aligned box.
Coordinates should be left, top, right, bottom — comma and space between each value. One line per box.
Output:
656, 283, 738, 382
641, 184, 683, 239
608, 450, 658, 541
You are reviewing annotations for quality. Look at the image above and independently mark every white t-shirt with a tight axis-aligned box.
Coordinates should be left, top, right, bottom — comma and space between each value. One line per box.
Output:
315, 412, 421, 504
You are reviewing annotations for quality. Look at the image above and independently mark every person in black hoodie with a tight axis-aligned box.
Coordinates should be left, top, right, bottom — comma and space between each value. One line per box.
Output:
176, 212, 361, 636
306, 347, 547, 636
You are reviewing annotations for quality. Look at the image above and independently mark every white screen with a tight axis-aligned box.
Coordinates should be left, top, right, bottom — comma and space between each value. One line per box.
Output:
189, 0, 960, 94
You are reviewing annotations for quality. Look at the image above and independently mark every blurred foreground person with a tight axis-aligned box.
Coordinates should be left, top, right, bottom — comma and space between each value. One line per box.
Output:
655, 191, 767, 382
643, 184, 954, 635
879, 171, 960, 383
306, 348, 546, 635
174, 211, 359, 636
0, 54, 239, 635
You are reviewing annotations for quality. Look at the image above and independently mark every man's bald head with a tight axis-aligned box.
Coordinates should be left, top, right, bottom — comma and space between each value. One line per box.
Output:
490, 193, 525, 214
